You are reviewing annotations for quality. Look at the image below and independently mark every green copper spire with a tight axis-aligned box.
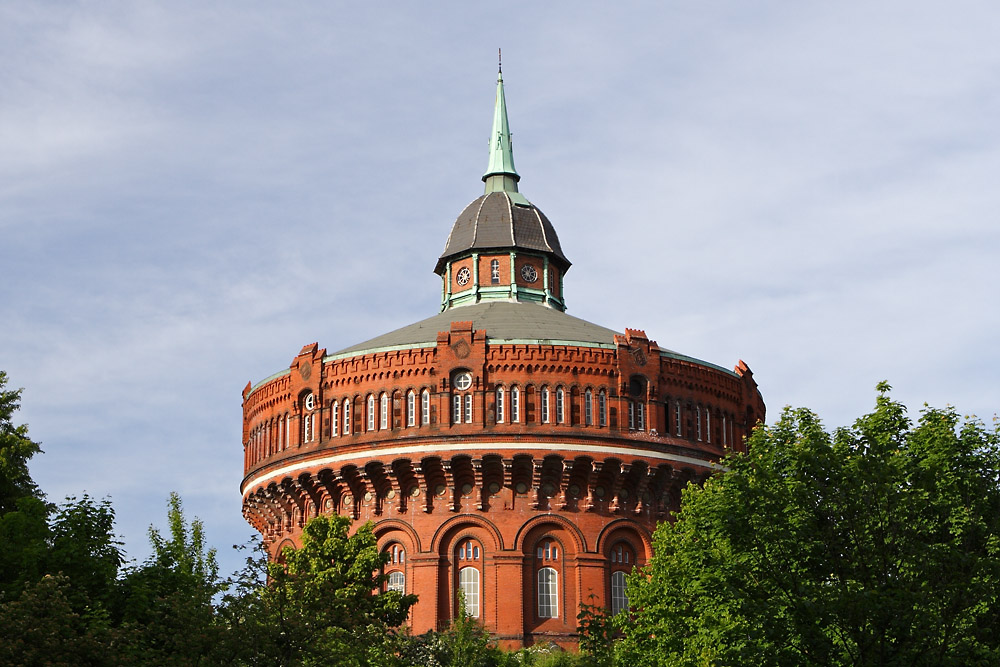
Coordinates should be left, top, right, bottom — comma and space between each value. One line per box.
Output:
483, 55, 520, 194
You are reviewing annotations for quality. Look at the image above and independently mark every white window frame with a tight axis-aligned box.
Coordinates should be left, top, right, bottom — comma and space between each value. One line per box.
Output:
585, 389, 593, 426
598, 390, 607, 427
380, 392, 389, 430
611, 571, 628, 615
421, 390, 430, 425
675, 401, 682, 436
496, 387, 504, 423
541, 387, 550, 423
331, 402, 339, 436
387, 570, 405, 593
367, 394, 376, 432
706, 409, 711, 443
343, 400, 351, 435
406, 391, 415, 427
537, 567, 558, 618
637, 402, 645, 431
453, 394, 462, 425
464, 394, 473, 423
490, 258, 500, 283
697, 406, 702, 441
556, 387, 564, 424
511, 386, 520, 423
459, 566, 480, 618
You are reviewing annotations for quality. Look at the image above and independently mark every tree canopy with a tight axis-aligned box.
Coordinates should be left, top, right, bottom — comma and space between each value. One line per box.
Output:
618, 383, 1000, 666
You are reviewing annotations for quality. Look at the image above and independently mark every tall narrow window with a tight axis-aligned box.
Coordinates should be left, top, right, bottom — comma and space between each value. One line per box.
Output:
585, 389, 593, 426
706, 409, 711, 443
628, 402, 635, 430
696, 406, 702, 441
421, 390, 430, 425
496, 387, 505, 423
406, 391, 415, 427
675, 401, 682, 436
277, 418, 283, 450
464, 394, 473, 423
598, 390, 607, 427
541, 387, 550, 423
490, 259, 500, 284
343, 400, 351, 435
637, 402, 645, 431
452, 371, 473, 425
722, 414, 728, 446
331, 402, 339, 436
453, 394, 462, 425
367, 395, 375, 432
537, 568, 558, 618
380, 393, 389, 430
511, 386, 520, 423
285, 414, 291, 447
457, 539, 482, 618
610, 571, 628, 615
555, 387, 565, 424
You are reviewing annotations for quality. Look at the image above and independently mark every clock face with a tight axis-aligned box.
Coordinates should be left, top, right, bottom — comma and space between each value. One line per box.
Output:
456, 267, 471, 286
520, 264, 538, 283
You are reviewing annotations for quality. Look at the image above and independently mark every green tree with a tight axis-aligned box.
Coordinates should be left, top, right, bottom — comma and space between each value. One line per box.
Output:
0, 370, 42, 513
617, 384, 1000, 666
116, 492, 223, 665
220, 513, 416, 666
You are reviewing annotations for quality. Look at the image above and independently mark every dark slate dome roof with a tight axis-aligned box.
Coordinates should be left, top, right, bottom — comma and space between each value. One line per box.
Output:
435, 191, 570, 273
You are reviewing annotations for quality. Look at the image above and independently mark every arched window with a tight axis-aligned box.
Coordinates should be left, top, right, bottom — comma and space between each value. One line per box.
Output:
406, 391, 415, 427
706, 409, 711, 443
387, 571, 405, 593
598, 390, 607, 427
285, 414, 291, 447
303, 393, 316, 443
610, 571, 628, 615
541, 386, 550, 423
452, 371, 473, 425
343, 400, 351, 435
537, 568, 558, 618
380, 392, 389, 430
722, 413, 728, 446
675, 401, 682, 436
456, 539, 482, 618
609, 542, 635, 615
367, 394, 376, 432
421, 389, 430, 425
696, 406, 702, 441
585, 389, 593, 426
331, 401, 339, 436
490, 258, 500, 284
496, 386, 505, 423
511, 386, 520, 423
555, 387, 565, 424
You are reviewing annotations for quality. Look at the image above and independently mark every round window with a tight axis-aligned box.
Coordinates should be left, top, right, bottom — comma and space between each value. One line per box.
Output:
304, 393, 315, 410
453, 372, 472, 391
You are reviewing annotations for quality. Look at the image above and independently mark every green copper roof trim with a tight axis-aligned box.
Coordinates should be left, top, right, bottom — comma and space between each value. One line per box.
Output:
247, 368, 291, 395
483, 67, 520, 191
324, 341, 438, 362
658, 350, 739, 378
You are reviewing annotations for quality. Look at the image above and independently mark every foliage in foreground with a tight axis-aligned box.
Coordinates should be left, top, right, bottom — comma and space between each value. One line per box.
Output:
618, 383, 1000, 666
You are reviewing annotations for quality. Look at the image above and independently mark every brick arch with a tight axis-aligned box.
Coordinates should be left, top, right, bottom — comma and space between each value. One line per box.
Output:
374, 519, 423, 553
513, 514, 588, 554
430, 514, 505, 554
596, 519, 653, 562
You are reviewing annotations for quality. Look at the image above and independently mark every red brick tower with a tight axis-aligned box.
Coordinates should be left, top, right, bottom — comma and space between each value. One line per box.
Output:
241, 66, 765, 648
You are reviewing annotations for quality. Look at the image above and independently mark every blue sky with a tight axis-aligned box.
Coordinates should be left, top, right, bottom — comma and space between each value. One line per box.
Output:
2, 2, 998, 578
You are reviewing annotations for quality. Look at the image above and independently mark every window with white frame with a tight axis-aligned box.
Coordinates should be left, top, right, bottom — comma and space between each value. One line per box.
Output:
537, 567, 558, 618
331, 401, 339, 436
421, 389, 430, 425
598, 390, 607, 427
380, 392, 389, 430
556, 387, 565, 424
387, 570, 405, 593
511, 386, 520, 423
696, 406, 702, 441
456, 539, 482, 618
637, 402, 645, 431
585, 389, 593, 426
541, 387, 550, 423
385, 543, 406, 593
675, 401, 682, 436
706, 409, 711, 443
490, 258, 500, 284
496, 387, 505, 423
452, 371, 473, 425
610, 571, 628, 615
464, 394, 473, 423
722, 414, 728, 446
343, 400, 351, 435
367, 394, 375, 432
407, 391, 415, 427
